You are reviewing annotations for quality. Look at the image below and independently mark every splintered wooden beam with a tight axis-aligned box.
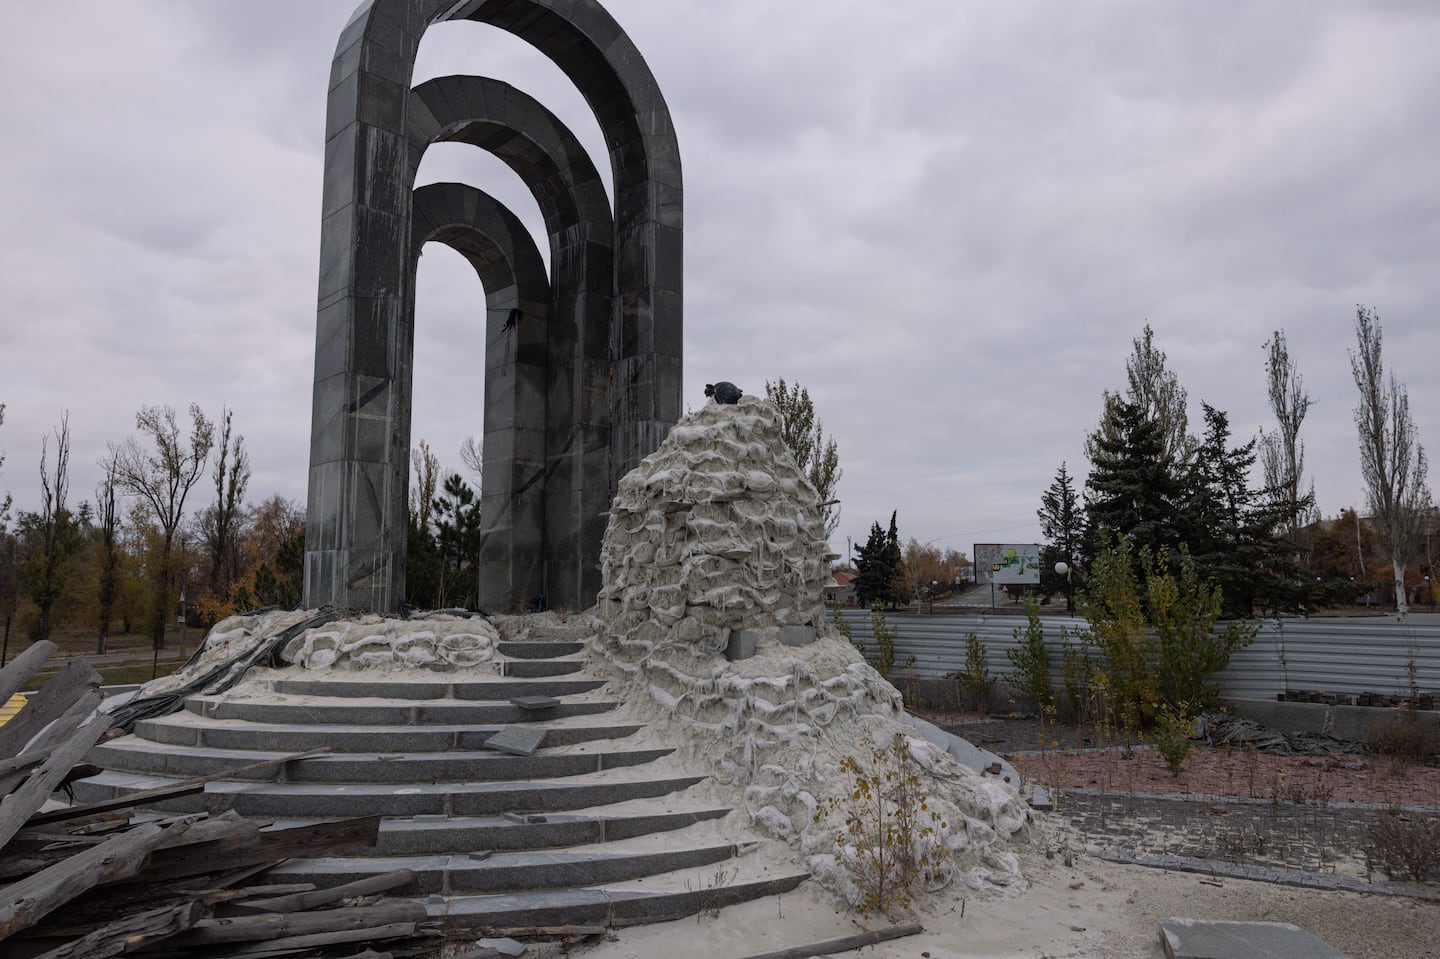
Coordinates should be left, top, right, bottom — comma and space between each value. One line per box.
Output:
229, 869, 414, 914
213, 921, 427, 957
0, 712, 112, 850
0, 641, 58, 708
24, 748, 332, 827
29, 899, 208, 959
0, 659, 101, 761
0, 818, 196, 938
160, 902, 429, 947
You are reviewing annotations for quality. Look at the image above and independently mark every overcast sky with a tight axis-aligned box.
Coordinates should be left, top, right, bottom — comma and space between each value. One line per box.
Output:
1, 1, 1437, 565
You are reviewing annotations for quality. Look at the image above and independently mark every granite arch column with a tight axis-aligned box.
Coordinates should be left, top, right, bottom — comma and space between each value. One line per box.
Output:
406, 76, 614, 609
410, 182, 551, 612
305, 0, 681, 613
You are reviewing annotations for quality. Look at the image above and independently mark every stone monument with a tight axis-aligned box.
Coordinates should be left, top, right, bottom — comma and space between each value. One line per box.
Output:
304, 0, 683, 616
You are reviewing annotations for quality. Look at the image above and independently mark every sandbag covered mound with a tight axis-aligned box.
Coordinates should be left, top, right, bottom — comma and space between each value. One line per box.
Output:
592, 395, 1031, 905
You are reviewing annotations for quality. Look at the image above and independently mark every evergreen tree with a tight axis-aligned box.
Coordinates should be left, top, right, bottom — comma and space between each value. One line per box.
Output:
853, 522, 890, 608
1183, 404, 1317, 616
1087, 325, 1193, 468
1038, 462, 1083, 603
432, 472, 482, 609
1084, 399, 1183, 568
885, 511, 908, 607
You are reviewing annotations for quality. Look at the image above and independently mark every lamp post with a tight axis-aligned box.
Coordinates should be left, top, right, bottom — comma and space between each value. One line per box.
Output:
1055, 560, 1074, 615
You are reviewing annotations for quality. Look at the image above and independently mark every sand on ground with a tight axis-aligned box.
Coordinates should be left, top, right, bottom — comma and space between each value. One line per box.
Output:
575, 853, 1440, 959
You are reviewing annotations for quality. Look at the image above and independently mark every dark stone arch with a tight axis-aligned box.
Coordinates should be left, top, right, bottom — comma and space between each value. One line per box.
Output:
305, 0, 681, 613
410, 182, 550, 612
408, 76, 614, 609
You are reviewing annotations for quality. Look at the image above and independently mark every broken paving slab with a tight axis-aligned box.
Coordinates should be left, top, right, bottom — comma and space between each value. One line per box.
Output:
1158, 918, 1350, 959
484, 726, 547, 756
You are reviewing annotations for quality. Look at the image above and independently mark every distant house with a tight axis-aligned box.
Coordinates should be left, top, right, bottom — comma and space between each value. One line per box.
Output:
825, 570, 857, 605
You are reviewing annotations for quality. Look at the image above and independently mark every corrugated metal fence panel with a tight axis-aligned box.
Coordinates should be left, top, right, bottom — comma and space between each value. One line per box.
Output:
836, 611, 1440, 698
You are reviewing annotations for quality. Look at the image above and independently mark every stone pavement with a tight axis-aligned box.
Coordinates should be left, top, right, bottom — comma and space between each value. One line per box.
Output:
1052, 788, 1434, 895
1158, 917, 1350, 959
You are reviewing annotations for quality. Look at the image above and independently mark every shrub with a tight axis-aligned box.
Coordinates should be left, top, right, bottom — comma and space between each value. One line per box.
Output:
1153, 703, 1196, 776
866, 603, 912, 676
815, 738, 951, 915
1006, 597, 1053, 711
1370, 712, 1440, 764
1365, 807, 1440, 882
1059, 635, 1096, 724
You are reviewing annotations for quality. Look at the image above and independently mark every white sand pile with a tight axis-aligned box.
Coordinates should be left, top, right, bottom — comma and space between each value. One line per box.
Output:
281, 614, 499, 669
590, 396, 1032, 906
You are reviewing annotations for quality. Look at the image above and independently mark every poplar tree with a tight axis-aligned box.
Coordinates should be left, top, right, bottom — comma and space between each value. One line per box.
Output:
1350, 306, 1432, 618
765, 379, 842, 537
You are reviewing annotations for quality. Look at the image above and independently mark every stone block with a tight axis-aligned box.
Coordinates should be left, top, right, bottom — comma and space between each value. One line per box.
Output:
485, 726, 547, 757
1158, 918, 1349, 959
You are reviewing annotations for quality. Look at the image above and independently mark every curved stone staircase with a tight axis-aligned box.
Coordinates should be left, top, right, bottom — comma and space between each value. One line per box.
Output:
74, 622, 809, 929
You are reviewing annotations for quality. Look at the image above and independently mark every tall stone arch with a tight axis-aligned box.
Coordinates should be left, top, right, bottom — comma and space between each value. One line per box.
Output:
407, 77, 615, 609
305, 0, 682, 613
410, 182, 551, 611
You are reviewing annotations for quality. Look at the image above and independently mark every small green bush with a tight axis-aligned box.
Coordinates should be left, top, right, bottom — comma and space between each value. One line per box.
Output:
1006, 597, 1053, 711
1153, 703, 1196, 776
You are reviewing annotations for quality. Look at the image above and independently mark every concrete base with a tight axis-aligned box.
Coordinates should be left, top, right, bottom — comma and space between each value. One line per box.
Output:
902, 713, 1019, 789
1223, 697, 1440, 743
1158, 917, 1349, 958
724, 626, 816, 661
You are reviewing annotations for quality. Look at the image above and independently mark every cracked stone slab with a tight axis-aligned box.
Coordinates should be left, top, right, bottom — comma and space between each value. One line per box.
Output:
1158, 918, 1350, 959
484, 726, 547, 756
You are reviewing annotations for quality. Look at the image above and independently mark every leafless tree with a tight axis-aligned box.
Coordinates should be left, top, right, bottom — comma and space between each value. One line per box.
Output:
459, 435, 483, 485
1350, 306, 1433, 619
1259, 330, 1317, 556
95, 451, 122, 654
30, 413, 72, 643
113, 403, 215, 648
1087, 324, 1193, 467
410, 439, 439, 533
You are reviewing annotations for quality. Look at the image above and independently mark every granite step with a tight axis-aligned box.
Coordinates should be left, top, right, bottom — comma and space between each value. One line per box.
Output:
88, 739, 675, 783
267, 677, 607, 700
133, 713, 642, 752
427, 865, 811, 929
71, 769, 708, 818
266, 843, 743, 895
344, 807, 732, 855
184, 694, 617, 726
503, 660, 585, 678
496, 641, 585, 659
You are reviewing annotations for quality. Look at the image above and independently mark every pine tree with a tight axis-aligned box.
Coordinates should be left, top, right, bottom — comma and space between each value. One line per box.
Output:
884, 512, 909, 607
1038, 462, 1083, 606
853, 522, 890, 608
1084, 399, 1183, 567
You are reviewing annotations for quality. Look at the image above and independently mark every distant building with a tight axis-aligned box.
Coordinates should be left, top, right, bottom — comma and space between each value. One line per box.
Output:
825, 570, 857, 605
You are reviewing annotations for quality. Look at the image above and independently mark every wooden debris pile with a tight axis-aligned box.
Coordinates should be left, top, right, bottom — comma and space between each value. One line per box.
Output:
0, 641, 443, 958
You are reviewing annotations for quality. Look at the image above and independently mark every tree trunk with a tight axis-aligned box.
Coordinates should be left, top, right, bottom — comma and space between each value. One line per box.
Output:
1393, 558, 1409, 620
152, 562, 170, 650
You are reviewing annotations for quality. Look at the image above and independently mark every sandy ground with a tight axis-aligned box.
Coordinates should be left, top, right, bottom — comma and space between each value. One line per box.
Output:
576, 852, 1440, 959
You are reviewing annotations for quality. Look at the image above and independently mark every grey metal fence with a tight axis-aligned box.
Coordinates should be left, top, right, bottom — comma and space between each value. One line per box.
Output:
836, 610, 1440, 699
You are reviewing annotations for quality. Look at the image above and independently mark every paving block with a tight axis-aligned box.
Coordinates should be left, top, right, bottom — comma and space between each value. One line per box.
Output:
485, 726, 547, 756
1158, 918, 1350, 959
1029, 785, 1053, 811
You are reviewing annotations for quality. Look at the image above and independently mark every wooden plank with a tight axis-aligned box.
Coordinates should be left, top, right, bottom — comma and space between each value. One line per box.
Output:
0, 818, 194, 938
0, 712, 112, 850
0, 642, 58, 708
209, 921, 423, 957
162, 902, 429, 947
0, 661, 100, 764
735, 922, 925, 959
479, 925, 608, 939
0, 751, 50, 796
24, 748, 332, 827
23, 689, 103, 760
230, 868, 414, 913
29, 899, 207, 959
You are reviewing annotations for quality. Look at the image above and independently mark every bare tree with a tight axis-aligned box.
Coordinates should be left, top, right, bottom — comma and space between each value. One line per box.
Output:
204, 408, 250, 595
1087, 324, 1193, 466
95, 451, 122, 654
459, 435, 483, 484
113, 403, 215, 648
410, 439, 439, 533
1350, 306, 1433, 619
764, 379, 843, 537
1259, 330, 1317, 555
29, 414, 73, 643
0, 402, 9, 530
0, 403, 17, 662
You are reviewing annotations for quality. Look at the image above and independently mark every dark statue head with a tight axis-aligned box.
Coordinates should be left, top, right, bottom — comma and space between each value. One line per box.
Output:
704, 382, 743, 405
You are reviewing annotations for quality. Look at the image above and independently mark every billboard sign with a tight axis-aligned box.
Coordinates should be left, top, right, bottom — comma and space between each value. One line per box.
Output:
974, 543, 1041, 585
